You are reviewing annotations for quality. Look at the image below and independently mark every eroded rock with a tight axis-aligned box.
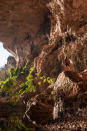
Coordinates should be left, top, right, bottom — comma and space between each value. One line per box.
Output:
0, 0, 86, 67
0, 0, 51, 65
53, 70, 87, 120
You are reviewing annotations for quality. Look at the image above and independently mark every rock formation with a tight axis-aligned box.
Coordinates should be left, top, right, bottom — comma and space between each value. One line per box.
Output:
0, 0, 87, 130
24, 70, 87, 130
7, 56, 16, 68
0, 56, 16, 80
34, 0, 87, 76
0, 0, 50, 65
0, 0, 86, 67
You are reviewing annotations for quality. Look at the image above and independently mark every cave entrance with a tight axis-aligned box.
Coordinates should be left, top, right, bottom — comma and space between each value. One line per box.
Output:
0, 42, 13, 68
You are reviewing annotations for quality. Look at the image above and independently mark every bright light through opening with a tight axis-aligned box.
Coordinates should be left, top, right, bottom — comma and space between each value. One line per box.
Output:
0, 42, 12, 68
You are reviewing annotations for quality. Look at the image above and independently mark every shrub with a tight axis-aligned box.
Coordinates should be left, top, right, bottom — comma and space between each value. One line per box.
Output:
9, 62, 28, 79
17, 66, 36, 95
1, 77, 16, 95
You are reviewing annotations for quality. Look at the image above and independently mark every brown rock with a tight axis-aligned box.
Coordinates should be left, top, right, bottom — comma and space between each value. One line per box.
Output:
53, 70, 87, 120
0, 0, 50, 65
0, 0, 86, 66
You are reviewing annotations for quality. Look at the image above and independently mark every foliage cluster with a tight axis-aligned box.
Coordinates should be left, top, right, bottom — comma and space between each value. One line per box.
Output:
0, 62, 29, 103
16, 66, 35, 95
0, 78, 16, 95
9, 61, 28, 78
35, 73, 55, 86
40, 76, 55, 84
0, 62, 55, 105
0, 61, 28, 89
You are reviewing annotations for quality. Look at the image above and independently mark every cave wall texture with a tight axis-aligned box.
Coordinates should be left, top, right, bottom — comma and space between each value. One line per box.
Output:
0, 0, 51, 65
0, 0, 87, 76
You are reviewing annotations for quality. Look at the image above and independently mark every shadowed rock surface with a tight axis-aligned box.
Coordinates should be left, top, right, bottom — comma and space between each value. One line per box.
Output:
0, 0, 87, 130
0, 0, 86, 66
24, 70, 87, 130
0, 0, 51, 65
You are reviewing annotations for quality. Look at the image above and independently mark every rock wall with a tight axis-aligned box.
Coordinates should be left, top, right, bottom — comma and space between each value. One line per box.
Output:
35, 0, 87, 76
0, 0, 87, 73
0, 0, 50, 65
64, 0, 87, 35
53, 70, 87, 120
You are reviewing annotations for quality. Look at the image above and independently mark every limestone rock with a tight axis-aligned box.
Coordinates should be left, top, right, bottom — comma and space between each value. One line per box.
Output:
53, 71, 79, 119
0, 0, 50, 65
0, 0, 86, 66
53, 70, 87, 120
54, 72, 79, 97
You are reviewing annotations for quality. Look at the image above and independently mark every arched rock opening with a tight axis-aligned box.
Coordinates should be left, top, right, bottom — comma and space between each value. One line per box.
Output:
0, 0, 51, 65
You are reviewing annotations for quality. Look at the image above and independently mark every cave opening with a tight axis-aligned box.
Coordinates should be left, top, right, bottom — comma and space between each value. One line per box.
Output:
0, 42, 13, 68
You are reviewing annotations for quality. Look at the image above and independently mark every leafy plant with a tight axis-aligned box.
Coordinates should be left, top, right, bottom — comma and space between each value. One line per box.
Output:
39, 75, 55, 84
9, 62, 28, 79
9, 67, 19, 79
1, 77, 16, 95
17, 66, 35, 95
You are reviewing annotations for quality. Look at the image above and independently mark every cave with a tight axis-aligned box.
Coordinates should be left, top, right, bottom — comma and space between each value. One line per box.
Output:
0, 0, 87, 130
0, 0, 51, 65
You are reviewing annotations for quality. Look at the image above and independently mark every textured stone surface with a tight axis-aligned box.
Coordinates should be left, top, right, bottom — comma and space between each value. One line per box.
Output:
0, 1, 87, 130
0, 0, 50, 65
53, 70, 87, 120
34, 0, 87, 76
24, 70, 87, 129
64, 0, 87, 35
0, 0, 87, 67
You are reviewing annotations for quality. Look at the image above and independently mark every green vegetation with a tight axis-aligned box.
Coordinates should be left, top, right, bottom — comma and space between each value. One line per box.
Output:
1, 77, 16, 95
17, 66, 35, 95
0, 64, 36, 105
0, 68, 17, 97
0, 113, 34, 131
0, 62, 55, 105
36, 74, 55, 85
41, 76, 55, 84
7, 116, 29, 131
0, 64, 28, 104
9, 61, 28, 78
